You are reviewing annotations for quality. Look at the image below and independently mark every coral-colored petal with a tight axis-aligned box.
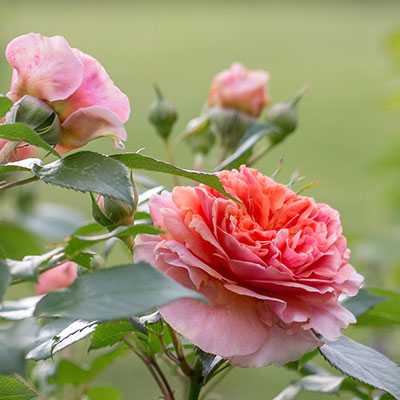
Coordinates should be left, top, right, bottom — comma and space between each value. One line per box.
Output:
56, 106, 127, 153
6, 33, 83, 102
52, 49, 130, 122
230, 325, 320, 367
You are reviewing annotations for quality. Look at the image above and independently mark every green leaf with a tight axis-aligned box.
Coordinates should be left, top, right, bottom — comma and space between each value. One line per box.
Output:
26, 319, 97, 361
34, 262, 205, 322
111, 152, 240, 204
319, 335, 400, 399
0, 260, 11, 301
215, 122, 276, 171
0, 375, 37, 400
0, 123, 60, 158
0, 96, 13, 118
195, 347, 224, 380
89, 321, 134, 351
300, 374, 344, 394
86, 387, 121, 400
32, 151, 134, 207
50, 346, 126, 385
341, 288, 386, 317
0, 159, 38, 175
0, 296, 42, 320
272, 383, 302, 400
356, 288, 400, 326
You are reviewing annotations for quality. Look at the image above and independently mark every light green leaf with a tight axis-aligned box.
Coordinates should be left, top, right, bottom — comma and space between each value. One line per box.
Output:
0, 123, 60, 158
272, 383, 302, 400
0, 260, 11, 301
341, 288, 386, 317
34, 262, 205, 322
0, 96, 13, 118
0, 296, 42, 320
26, 319, 97, 361
86, 387, 121, 400
300, 374, 344, 394
0, 375, 37, 400
33, 151, 134, 207
111, 152, 240, 204
89, 321, 134, 351
320, 335, 400, 399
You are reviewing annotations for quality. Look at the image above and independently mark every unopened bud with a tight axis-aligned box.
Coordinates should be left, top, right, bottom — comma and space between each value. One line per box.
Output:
6, 95, 61, 145
149, 85, 178, 140
94, 194, 135, 230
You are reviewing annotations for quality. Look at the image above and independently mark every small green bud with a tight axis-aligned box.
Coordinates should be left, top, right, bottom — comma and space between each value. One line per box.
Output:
6, 95, 62, 145
149, 85, 178, 140
267, 101, 298, 139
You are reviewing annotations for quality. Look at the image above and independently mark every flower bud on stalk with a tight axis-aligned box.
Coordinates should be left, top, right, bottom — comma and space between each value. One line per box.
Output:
149, 85, 178, 140
6, 95, 62, 145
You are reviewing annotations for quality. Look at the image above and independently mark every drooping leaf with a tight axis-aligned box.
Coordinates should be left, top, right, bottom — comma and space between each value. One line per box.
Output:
0, 260, 11, 301
356, 288, 400, 326
0, 319, 40, 376
215, 122, 276, 171
111, 152, 240, 204
0, 375, 37, 400
89, 321, 134, 351
341, 287, 386, 317
0, 123, 60, 158
86, 387, 121, 400
26, 319, 97, 361
195, 347, 225, 380
34, 262, 205, 322
0, 296, 42, 320
0, 96, 13, 118
32, 151, 134, 207
319, 335, 400, 399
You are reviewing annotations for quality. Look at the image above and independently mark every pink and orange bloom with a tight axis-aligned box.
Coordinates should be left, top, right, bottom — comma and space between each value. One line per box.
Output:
5, 33, 130, 153
209, 62, 270, 117
135, 166, 363, 367
35, 262, 78, 295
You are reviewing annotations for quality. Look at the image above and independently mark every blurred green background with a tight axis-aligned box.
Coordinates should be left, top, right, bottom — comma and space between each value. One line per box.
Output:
1, 0, 400, 398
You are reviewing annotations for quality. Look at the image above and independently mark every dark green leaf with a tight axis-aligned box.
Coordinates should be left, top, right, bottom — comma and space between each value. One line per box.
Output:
0, 260, 11, 301
89, 321, 134, 351
356, 289, 400, 326
0, 96, 13, 118
0, 375, 37, 400
0, 296, 42, 320
50, 346, 126, 385
26, 319, 97, 361
196, 347, 224, 380
320, 335, 400, 399
86, 387, 121, 400
0, 319, 40, 376
341, 288, 386, 317
0, 123, 60, 158
215, 122, 276, 170
34, 262, 205, 322
32, 151, 134, 207
111, 152, 240, 204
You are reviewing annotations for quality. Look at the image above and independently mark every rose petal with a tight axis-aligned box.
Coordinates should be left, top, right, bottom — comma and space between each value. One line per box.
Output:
56, 106, 127, 153
6, 33, 83, 102
35, 262, 77, 295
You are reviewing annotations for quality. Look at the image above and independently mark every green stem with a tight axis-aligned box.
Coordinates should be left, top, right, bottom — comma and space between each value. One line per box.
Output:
187, 358, 203, 400
0, 141, 18, 165
0, 175, 39, 191
166, 323, 193, 376
165, 138, 180, 186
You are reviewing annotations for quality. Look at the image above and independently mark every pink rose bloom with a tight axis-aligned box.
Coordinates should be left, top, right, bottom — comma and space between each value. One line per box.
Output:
5, 33, 130, 153
135, 166, 363, 367
35, 262, 78, 295
208, 62, 270, 117
0, 139, 37, 162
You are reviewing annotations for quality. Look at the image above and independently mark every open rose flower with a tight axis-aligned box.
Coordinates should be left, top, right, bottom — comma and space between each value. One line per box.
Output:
5, 33, 130, 153
135, 166, 363, 367
209, 62, 270, 117
35, 262, 78, 295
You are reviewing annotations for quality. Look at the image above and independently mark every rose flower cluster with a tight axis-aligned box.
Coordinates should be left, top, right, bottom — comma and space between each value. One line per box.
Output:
136, 166, 363, 367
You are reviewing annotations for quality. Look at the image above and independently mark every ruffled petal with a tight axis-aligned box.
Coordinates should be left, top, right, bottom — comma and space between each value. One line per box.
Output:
6, 33, 83, 102
56, 106, 127, 153
52, 49, 130, 122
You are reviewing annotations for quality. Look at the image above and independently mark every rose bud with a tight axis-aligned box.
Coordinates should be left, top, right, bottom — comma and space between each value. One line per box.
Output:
35, 262, 77, 295
149, 85, 178, 140
94, 194, 135, 230
209, 62, 270, 117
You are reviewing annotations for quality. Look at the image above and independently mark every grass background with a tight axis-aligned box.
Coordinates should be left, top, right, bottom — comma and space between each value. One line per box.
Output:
1, 0, 400, 398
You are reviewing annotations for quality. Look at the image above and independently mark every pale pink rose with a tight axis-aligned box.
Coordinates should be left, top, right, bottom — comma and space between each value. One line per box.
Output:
135, 166, 363, 367
35, 262, 78, 295
0, 139, 37, 162
208, 63, 270, 117
5, 33, 130, 153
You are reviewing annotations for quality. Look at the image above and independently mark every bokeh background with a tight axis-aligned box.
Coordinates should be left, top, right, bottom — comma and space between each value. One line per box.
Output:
1, 0, 400, 399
